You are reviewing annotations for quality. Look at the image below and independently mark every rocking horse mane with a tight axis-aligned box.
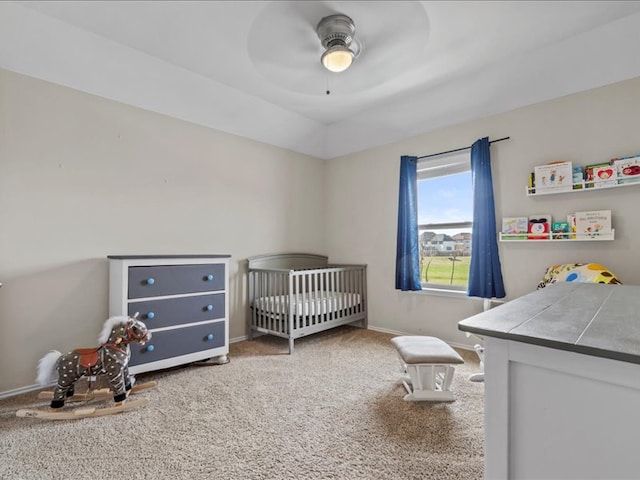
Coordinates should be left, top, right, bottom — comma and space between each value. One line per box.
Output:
98, 316, 131, 344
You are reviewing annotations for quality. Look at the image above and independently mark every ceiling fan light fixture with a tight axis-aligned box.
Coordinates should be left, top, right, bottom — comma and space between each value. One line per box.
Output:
321, 45, 354, 73
317, 14, 359, 73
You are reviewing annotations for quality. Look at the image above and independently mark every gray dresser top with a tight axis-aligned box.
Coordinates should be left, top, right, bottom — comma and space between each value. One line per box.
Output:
108, 254, 231, 259
458, 283, 640, 365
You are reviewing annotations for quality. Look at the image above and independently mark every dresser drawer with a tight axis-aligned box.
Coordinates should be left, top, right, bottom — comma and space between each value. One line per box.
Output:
129, 321, 225, 366
128, 263, 225, 299
128, 293, 225, 329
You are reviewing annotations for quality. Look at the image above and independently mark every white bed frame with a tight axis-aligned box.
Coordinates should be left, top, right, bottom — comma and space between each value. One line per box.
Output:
247, 253, 368, 353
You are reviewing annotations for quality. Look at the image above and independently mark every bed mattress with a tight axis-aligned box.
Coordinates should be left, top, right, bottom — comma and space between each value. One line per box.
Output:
253, 291, 361, 317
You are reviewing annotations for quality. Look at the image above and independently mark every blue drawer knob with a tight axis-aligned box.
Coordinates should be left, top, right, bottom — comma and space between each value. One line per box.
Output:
146, 312, 155, 319
206, 304, 213, 311
146, 344, 155, 352
206, 333, 214, 341
205, 274, 214, 281
146, 278, 155, 285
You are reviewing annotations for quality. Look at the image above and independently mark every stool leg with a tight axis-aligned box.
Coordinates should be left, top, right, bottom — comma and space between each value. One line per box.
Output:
403, 364, 457, 402
442, 365, 455, 391
407, 365, 421, 391
420, 365, 435, 391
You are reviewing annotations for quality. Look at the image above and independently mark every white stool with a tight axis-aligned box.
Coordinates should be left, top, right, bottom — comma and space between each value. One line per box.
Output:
391, 336, 464, 402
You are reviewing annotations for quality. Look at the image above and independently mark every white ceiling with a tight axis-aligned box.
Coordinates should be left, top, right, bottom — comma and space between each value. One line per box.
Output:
3, 1, 640, 159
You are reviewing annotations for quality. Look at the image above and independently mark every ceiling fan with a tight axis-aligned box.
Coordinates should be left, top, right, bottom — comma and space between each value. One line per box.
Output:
246, 1, 430, 96
316, 13, 362, 73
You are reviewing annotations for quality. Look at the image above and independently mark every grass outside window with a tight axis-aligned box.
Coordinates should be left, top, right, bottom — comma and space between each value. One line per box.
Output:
421, 255, 470, 287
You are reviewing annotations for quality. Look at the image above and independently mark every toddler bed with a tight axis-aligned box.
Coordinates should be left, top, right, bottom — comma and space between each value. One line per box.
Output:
247, 253, 368, 353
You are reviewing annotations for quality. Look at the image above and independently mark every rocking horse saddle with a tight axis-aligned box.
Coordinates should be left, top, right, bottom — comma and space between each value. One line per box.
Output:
74, 348, 100, 368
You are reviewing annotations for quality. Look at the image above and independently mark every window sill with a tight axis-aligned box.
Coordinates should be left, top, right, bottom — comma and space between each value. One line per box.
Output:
414, 287, 469, 299
410, 288, 507, 307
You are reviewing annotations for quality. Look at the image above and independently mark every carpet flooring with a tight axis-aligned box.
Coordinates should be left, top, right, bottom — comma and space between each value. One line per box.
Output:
0, 326, 484, 479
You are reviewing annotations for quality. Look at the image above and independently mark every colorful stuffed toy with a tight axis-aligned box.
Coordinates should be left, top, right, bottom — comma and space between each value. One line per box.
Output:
537, 263, 622, 289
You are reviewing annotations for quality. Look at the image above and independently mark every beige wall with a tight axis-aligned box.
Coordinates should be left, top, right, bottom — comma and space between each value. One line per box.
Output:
0, 69, 326, 393
326, 76, 640, 346
3, 67, 640, 395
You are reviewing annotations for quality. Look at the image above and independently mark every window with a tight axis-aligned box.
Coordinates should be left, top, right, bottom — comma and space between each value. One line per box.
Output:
417, 151, 472, 291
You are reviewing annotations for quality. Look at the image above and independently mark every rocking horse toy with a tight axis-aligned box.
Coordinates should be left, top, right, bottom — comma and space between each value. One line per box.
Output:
17, 313, 157, 420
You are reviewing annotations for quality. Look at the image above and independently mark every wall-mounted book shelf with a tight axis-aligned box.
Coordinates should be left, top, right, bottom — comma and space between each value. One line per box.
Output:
526, 181, 639, 196
499, 230, 615, 242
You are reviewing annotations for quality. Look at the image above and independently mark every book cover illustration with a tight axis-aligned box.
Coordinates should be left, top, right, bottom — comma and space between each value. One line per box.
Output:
613, 155, 640, 184
528, 214, 552, 240
585, 161, 617, 188
572, 165, 584, 190
574, 210, 612, 238
533, 162, 572, 193
552, 221, 570, 240
502, 217, 529, 239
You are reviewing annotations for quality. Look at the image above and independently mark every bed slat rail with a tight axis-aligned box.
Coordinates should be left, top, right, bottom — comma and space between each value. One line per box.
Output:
249, 269, 291, 336
289, 266, 367, 328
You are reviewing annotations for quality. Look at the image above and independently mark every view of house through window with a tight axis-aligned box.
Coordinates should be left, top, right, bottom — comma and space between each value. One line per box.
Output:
417, 151, 472, 290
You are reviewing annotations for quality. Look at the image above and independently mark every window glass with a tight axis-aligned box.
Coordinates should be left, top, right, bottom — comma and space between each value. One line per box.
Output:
417, 152, 472, 290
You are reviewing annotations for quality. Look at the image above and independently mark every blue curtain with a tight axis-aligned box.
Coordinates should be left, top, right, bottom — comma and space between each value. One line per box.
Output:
395, 155, 422, 291
468, 138, 506, 298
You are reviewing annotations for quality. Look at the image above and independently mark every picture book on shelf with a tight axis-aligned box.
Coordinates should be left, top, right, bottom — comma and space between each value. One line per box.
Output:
528, 172, 535, 193
552, 221, 570, 240
585, 161, 617, 188
572, 165, 584, 190
574, 210, 612, 238
528, 214, 552, 240
567, 214, 577, 239
613, 154, 640, 185
533, 162, 572, 193
502, 217, 528, 239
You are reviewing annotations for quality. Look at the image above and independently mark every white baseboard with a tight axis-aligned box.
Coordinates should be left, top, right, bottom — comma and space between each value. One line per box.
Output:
366, 325, 408, 337
367, 325, 475, 352
0, 383, 41, 400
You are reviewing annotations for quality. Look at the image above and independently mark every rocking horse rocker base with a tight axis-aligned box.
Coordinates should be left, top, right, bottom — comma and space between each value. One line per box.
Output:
18, 381, 157, 420
35, 380, 158, 403
16, 397, 150, 420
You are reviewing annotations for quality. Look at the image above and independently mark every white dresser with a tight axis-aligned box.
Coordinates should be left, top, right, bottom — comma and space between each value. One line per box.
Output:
108, 255, 230, 375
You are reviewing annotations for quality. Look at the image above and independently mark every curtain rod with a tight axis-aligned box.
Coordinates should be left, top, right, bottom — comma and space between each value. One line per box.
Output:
416, 136, 510, 160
